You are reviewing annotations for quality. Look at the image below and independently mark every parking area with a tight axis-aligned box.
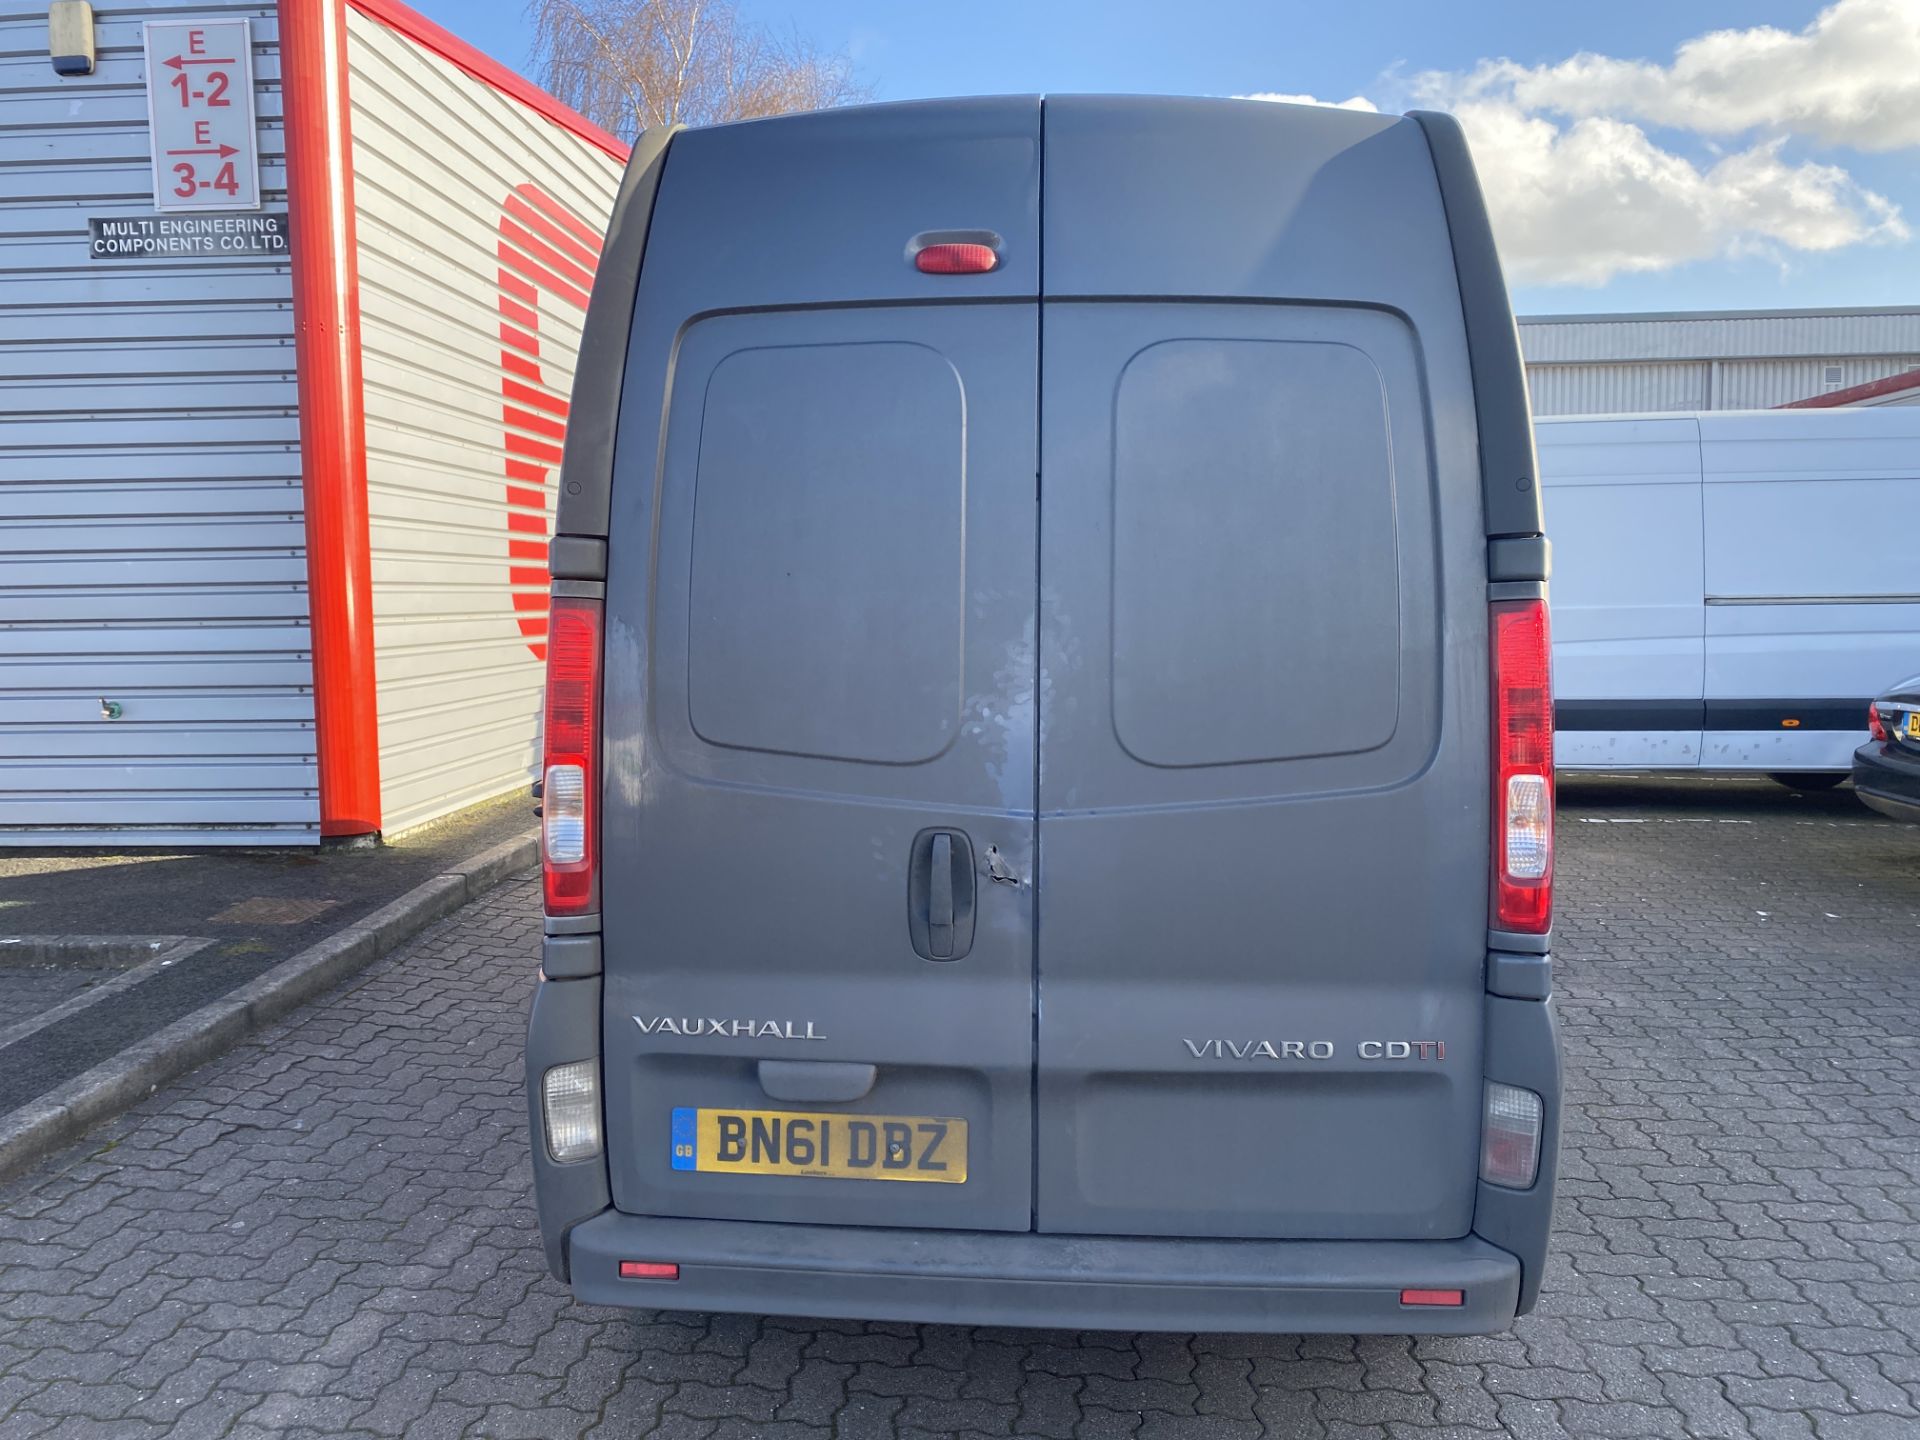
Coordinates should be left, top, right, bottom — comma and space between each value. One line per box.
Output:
2, 777, 1919, 1439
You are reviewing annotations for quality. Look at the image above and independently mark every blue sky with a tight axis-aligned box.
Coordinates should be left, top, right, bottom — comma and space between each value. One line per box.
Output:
409, 0, 1920, 316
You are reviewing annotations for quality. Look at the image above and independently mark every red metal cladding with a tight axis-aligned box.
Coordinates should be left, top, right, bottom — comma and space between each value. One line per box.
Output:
498, 183, 604, 660
280, 0, 382, 837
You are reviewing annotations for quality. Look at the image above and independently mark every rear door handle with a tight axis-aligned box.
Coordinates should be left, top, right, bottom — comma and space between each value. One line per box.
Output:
929, 833, 955, 956
908, 828, 975, 961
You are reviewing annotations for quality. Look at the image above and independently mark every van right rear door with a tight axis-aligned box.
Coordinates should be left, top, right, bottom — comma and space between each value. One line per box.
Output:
1031, 97, 1494, 1240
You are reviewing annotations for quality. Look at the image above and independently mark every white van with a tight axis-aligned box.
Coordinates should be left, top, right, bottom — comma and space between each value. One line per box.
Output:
1538, 408, 1920, 782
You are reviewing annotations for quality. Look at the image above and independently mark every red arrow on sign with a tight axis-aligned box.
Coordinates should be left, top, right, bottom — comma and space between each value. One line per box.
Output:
163, 54, 237, 68
166, 144, 240, 158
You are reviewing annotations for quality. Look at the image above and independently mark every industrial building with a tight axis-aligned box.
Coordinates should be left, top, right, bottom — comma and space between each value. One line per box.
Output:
1519, 307, 1920, 416
1, 0, 626, 845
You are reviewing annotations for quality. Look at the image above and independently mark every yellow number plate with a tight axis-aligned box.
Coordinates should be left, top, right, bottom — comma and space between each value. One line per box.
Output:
1907, 712, 1920, 739
670, 1107, 967, 1183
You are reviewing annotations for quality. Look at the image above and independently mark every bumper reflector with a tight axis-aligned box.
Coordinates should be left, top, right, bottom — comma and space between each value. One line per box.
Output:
619, 1261, 680, 1280
540, 1060, 602, 1164
1481, 1080, 1544, 1189
1400, 1288, 1465, 1307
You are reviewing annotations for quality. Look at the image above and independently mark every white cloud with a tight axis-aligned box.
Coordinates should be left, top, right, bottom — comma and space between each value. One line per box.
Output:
1440, 0, 1920, 152
1439, 99, 1906, 286
1239, 92, 1378, 113
1245, 0, 1914, 287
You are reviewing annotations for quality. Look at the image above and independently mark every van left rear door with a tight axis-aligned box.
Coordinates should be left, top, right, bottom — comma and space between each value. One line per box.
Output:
600, 296, 1040, 1231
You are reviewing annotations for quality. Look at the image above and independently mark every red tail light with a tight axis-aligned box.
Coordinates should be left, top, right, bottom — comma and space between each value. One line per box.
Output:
1400, 1288, 1465, 1307
1492, 598, 1553, 933
542, 595, 602, 915
1868, 701, 1887, 743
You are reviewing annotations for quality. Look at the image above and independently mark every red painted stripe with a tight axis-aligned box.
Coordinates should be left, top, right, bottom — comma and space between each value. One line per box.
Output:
497, 268, 538, 305
281, 0, 381, 838
346, 0, 631, 162
498, 240, 592, 313
503, 377, 569, 417
496, 186, 603, 663
499, 321, 540, 357
505, 194, 603, 275
502, 403, 568, 440
507, 432, 565, 464
517, 182, 607, 254
499, 220, 596, 300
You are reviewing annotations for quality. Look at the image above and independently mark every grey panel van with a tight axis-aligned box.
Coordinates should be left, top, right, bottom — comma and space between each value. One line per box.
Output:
526, 95, 1561, 1334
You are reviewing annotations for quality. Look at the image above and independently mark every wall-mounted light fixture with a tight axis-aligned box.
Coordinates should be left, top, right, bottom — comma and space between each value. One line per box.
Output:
49, 1, 96, 76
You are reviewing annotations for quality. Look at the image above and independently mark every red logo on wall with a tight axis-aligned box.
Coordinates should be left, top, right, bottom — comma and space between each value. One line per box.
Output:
497, 183, 603, 661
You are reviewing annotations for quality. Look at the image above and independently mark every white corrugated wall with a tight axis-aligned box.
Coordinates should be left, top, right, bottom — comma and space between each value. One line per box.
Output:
1519, 309, 1920, 363
1519, 309, 1920, 416
0, 1, 319, 845
1714, 357, 1920, 409
1527, 362, 1710, 417
344, 7, 623, 835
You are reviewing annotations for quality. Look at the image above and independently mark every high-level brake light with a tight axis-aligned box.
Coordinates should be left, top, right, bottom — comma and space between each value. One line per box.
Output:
1491, 598, 1553, 933
914, 242, 997, 274
542, 595, 602, 915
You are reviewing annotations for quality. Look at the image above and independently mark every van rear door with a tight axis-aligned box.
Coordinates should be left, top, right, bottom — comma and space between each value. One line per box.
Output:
1032, 98, 1493, 1239
597, 103, 1042, 1232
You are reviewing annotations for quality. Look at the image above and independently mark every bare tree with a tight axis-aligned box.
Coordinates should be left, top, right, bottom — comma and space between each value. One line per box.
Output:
528, 0, 871, 140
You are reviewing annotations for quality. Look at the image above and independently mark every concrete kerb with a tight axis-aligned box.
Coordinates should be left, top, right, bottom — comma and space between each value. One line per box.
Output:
0, 830, 538, 1183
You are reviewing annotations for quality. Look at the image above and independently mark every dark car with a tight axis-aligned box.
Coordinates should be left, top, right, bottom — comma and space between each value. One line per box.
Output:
1855, 676, 1920, 822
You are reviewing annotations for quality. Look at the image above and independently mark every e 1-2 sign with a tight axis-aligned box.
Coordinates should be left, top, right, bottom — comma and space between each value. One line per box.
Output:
143, 18, 261, 212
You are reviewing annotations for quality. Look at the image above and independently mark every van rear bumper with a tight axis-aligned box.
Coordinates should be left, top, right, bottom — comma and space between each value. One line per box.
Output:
565, 1213, 1522, 1334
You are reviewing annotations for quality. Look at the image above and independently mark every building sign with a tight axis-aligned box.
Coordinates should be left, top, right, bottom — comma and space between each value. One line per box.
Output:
143, 19, 261, 212
88, 213, 288, 259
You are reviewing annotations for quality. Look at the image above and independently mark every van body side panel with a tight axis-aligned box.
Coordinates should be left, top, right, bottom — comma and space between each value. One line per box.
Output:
1035, 99, 1490, 1240
1698, 410, 1918, 771
1536, 417, 1706, 769
597, 102, 1042, 1232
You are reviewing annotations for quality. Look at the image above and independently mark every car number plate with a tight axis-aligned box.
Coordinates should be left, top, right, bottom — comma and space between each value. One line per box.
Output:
670, 1107, 967, 1183
1906, 711, 1920, 740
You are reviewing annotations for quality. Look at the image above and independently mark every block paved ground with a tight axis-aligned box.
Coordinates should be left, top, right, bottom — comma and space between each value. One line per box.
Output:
2, 776, 1919, 1439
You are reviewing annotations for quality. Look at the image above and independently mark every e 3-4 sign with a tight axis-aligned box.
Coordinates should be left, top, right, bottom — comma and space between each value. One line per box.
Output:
143, 19, 261, 212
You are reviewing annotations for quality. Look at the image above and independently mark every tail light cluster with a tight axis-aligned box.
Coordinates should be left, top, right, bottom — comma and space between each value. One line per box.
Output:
542, 595, 602, 916
1491, 598, 1553, 934
1868, 701, 1888, 743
